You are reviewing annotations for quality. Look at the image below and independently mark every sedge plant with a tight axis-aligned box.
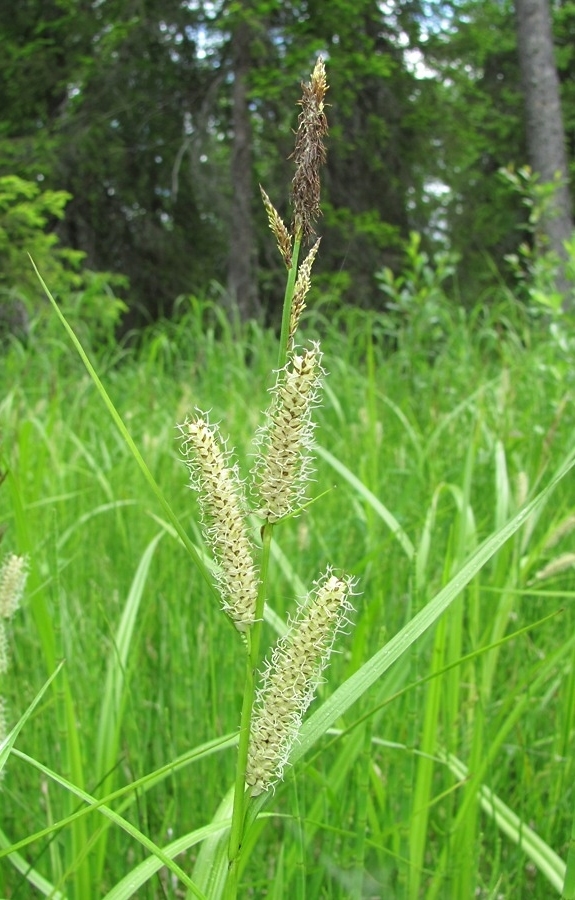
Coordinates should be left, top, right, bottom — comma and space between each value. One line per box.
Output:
178, 58, 356, 896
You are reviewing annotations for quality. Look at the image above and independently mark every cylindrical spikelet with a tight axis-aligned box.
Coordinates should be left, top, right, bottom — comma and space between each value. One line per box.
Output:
291, 57, 328, 241
246, 569, 355, 796
0, 554, 27, 676
260, 185, 292, 270
0, 554, 27, 621
288, 239, 320, 350
544, 515, 575, 550
531, 552, 575, 584
253, 343, 323, 523
0, 554, 26, 781
180, 415, 259, 631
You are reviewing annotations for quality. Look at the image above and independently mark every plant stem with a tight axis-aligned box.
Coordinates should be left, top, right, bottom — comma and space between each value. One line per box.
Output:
226, 522, 274, 896
277, 236, 302, 369
226, 228, 303, 893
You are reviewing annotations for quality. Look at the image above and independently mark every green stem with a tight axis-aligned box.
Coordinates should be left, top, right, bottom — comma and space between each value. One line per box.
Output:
226, 522, 274, 896
225, 228, 303, 894
277, 236, 302, 369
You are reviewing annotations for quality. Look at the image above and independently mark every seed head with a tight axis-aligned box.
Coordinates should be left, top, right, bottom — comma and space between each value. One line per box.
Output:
291, 57, 329, 242
246, 569, 355, 795
544, 515, 575, 550
531, 552, 575, 584
289, 239, 320, 351
260, 185, 292, 269
0, 554, 27, 621
253, 343, 324, 523
0, 554, 27, 676
180, 415, 259, 631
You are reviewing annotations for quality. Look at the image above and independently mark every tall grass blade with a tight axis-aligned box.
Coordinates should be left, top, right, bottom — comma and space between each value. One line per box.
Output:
102, 820, 230, 900
93, 531, 165, 884
445, 754, 566, 893
0, 828, 67, 900
293, 450, 575, 764
0, 661, 64, 775
315, 445, 415, 559
9, 749, 206, 899
564, 806, 575, 899
30, 258, 217, 601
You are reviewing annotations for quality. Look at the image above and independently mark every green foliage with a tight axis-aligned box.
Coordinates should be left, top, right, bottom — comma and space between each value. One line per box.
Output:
501, 164, 575, 315
0, 174, 128, 347
375, 230, 461, 353
61, 270, 129, 350
1, 284, 574, 897
423, 0, 528, 295
0, 175, 81, 296
2, 0, 572, 321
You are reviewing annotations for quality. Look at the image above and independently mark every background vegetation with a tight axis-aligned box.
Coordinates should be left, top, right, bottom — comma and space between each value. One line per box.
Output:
1, 0, 575, 327
1, 259, 575, 895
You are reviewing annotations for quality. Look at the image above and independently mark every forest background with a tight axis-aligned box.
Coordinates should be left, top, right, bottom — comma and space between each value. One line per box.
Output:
1, 0, 574, 334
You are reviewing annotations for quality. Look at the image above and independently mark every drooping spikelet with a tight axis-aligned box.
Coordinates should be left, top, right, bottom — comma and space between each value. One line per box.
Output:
0, 553, 27, 783
291, 57, 329, 241
288, 238, 320, 350
253, 343, 323, 523
260, 185, 293, 270
515, 471, 529, 509
0, 554, 27, 675
543, 515, 575, 550
246, 569, 355, 796
530, 552, 575, 584
180, 415, 259, 631
0, 554, 27, 622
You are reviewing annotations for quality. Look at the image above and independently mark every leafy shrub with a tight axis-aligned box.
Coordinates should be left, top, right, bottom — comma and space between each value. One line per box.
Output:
0, 174, 127, 348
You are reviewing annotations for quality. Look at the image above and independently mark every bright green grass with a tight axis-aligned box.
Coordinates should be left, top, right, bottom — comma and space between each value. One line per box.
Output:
1, 300, 574, 898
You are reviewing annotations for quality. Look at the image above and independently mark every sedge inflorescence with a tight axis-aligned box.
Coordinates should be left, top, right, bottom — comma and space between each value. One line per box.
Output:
253, 342, 324, 524
180, 415, 259, 632
291, 57, 329, 242
0, 553, 27, 779
246, 570, 355, 796
178, 57, 357, 796
0, 553, 27, 676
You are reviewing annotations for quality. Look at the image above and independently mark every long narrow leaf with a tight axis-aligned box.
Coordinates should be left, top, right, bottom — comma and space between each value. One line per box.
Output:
292, 453, 575, 765
93, 531, 165, 884
30, 258, 217, 602
444, 753, 566, 893
0, 827, 67, 900
95, 531, 164, 787
0, 661, 64, 773
103, 819, 231, 900
10, 749, 207, 900
315, 445, 415, 559
1, 734, 238, 863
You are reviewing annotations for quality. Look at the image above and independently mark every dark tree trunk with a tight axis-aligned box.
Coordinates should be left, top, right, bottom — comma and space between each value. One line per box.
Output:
515, 0, 574, 306
227, 16, 260, 322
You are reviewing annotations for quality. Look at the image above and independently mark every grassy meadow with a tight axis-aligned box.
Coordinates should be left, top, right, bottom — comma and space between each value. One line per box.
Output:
1, 292, 575, 898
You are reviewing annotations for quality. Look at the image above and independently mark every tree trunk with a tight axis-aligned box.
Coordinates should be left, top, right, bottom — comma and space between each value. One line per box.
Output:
227, 16, 260, 322
515, 0, 574, 305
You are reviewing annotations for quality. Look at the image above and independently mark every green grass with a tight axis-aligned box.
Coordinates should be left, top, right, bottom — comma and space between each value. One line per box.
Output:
1, 295, 575, 898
